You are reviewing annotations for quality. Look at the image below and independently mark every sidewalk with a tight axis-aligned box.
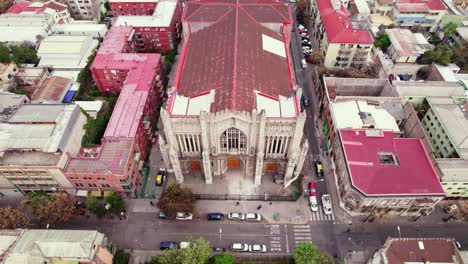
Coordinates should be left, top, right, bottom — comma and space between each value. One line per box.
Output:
194, 199, 310, 224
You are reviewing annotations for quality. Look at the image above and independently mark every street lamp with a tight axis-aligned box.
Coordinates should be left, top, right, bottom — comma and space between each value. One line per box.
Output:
397, 226, 402, 239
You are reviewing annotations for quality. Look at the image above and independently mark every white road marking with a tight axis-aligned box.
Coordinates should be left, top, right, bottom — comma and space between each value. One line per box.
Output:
271, 247, 282, 252
285, 224, 289, 253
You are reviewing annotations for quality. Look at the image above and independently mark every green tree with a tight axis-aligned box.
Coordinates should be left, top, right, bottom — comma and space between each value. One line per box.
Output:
374, 32, 391, 52
212, 253, 235, 264
0, 44, 10, 62
27, 193, 75, 225
293, 242, 333, 264
419, 44, 453, 65
86, 195, 107, 218
0, 207, 31, 229
113, 250, 130, 264
157, 183, 195, 218
296, 0, 311, 25
10, 45, 39, 64
157, 239, 213, 264
442, 22, 458, 42
144, 257, 158, 264
104, 191, 125, 214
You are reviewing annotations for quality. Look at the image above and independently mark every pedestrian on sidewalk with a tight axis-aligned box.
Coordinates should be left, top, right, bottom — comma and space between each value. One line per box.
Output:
257, 205, 262, 210
269, 202, 272, 205
150, 201, 154, 206
236, 201, 240, 206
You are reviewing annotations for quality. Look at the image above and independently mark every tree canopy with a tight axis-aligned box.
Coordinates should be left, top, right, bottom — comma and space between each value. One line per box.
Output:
0, 43, 39, 65
419, 44, 453, 66
296, 0, 311, 25
104, 191, 125, 214
0, 207, 31, 229
157, 239, 213, 264
374, 32, 391, 52
212, 253, 235, 264
157, 183, 195, 218
443, 22, 458, 39
27, 192, 75, 225
293, 242, 334, 264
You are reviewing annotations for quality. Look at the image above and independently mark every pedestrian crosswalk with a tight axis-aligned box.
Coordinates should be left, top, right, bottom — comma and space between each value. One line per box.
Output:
310, 205, 336, 223
292, 224, 312, 244
267, 224, 283, 252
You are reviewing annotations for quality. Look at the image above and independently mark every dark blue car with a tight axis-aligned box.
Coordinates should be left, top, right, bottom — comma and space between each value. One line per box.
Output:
208, 213, 224, 221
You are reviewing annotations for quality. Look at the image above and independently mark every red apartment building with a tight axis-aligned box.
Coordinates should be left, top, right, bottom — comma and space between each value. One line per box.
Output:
64, 26, 164, 197
113, 0, 182, 52
109, 0, 158, 16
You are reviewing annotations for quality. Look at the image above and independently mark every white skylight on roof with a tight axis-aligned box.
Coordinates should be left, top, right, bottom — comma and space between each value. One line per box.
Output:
262, 34, 286, 58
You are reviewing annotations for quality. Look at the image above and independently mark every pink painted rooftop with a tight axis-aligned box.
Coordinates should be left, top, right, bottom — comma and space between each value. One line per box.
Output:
172, 0, 296, 113
316, 0, 373, 44
340, 129, 445, 196
6, 1, 68, 14
98, 26, 133, 54
396, 0, 446, 11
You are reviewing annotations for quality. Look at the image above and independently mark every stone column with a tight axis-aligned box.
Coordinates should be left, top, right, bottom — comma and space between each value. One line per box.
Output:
169, 147, 184, 183
254, 111, 266, 185
200, 112, 213, 184
284, 140, 309, 188
284, 112, 307, 182
158, 136, 171, 172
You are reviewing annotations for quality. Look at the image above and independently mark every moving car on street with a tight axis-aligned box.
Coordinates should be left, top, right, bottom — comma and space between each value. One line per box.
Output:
249, 244, 267, 252
155, 168, 166, 186
159, 212, 168, 219
208, 213, 224, 220
231, 243, 249, 252
245, 213, 262, 221
315, 161, 324, 177
176, 212, 193, 220
301, 59, 307, 69
227, 212, 245, 221
322, 194, 332, 215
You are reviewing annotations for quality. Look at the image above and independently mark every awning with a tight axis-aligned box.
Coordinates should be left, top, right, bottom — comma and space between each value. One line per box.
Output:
76, 190, 88, 197
62, 90, 76, 103
90, 190, 103, 197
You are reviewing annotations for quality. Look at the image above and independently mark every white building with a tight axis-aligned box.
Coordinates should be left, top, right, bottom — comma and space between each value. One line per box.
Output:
0, 14, 55, 43
159, 0, 309, 186
37, 35, 99, 72
5, 1, 73, 24
52, 23, 108, 38
0, 104, 86, 196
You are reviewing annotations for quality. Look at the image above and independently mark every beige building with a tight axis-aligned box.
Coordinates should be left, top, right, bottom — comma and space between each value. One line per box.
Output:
368, 0, 393, 16
0, 229, 113, 264
159, 0, 309, 187
386, 28, 433, 63
0, 104, 86, 196
65, 0, 101, 20
0, 63, 18, 91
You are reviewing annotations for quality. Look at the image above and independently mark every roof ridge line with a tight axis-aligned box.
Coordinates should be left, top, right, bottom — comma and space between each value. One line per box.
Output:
231, 0, 239, 110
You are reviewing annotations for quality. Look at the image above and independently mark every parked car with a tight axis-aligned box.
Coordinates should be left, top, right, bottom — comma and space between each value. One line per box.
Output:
245, 213, 262, 221
300, 32, 309, 37
160, 241, 178, 250
444, 204, 458, 214
308, 182, 317, 196
227, 212, 245, 221
298, 24, 306, 30
155, 168, 166, 186
249, 244, 267, 252
315, 161, 324, 177
208, 213, 224, 220
322, 194, 332, 215
176, 212, 193, 220
301, 36, 310, 41
301, 59, 307, 69
302, 39, 312, 45
231, 243, 249, 252
213, 247, 226, 252
299, 29, 308, 34
180, 241, 190, 249
309, 196, 318, 212
159, 211, 168, 219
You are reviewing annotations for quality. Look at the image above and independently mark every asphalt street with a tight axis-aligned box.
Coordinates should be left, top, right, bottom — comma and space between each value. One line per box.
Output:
58, 214, 468, 260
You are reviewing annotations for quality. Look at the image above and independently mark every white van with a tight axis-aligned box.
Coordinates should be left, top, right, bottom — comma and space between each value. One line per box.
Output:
301, 59, 307, 69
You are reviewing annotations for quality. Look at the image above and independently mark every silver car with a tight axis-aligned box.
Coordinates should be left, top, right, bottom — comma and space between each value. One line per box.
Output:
231, 243, 249, 252
227, 212, 245, 221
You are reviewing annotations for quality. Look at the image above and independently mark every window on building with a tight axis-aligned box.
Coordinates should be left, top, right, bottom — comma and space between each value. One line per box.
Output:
378, 152, 399, 165
88, 183, 97, 187
220, 128, 247, 153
